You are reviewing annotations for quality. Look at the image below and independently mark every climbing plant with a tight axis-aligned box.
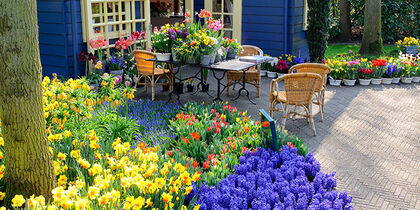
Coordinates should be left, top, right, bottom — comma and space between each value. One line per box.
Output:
307, 0, 331, 62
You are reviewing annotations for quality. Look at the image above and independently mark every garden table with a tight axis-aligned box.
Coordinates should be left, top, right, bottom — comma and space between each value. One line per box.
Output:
146, 58, 271, 104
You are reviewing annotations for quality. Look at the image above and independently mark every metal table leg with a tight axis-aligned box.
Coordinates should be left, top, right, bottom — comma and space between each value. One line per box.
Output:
232, 67, 256, 105
211, 69, 227, 103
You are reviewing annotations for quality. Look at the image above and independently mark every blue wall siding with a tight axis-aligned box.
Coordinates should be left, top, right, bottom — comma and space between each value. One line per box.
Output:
37, 0, 85, 78
241, 0, 309, 59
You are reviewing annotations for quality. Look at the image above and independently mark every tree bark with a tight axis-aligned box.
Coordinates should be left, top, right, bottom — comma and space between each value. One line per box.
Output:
339, 0, 352, 41
0, 0, 56, 206
359, 0, 383, 55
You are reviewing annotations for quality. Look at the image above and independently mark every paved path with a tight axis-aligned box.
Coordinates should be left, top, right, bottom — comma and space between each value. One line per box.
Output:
135, 67, 420, 209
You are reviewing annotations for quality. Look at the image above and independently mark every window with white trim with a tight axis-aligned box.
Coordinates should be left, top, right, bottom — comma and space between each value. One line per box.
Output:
80, 0, 151, 51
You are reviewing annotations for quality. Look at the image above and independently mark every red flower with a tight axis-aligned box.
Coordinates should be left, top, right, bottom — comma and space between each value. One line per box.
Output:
242, 146, 247, 154
138, 142, 145, 149
184, 163, 189, 169
207, 154, 214, 161
216, 127, 221, 134
211, 109, 216, 114
262, 121, 270, 127
190, 132, 201, 140
287, 141, 295, 148
203, 160, 210, 169
168, 150, 172, 157
183, 137, 190, 144
211, 158, 217, 166
193, 160, 199, 169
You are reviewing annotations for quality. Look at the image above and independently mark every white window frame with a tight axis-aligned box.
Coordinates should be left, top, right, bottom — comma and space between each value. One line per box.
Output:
80, 0, 151, 52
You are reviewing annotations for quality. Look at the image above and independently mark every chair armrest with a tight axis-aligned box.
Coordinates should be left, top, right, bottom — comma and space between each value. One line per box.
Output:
270, 75, 285, 93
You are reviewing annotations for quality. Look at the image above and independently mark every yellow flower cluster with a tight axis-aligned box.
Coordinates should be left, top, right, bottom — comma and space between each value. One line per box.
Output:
396, 37, 419, 47
6, 141, 200, 210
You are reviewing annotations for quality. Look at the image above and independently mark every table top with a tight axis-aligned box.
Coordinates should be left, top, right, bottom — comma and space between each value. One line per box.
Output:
146, 57, 272, 71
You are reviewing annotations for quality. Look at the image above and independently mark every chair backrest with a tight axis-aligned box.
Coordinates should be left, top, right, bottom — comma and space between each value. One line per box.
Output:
133, 50, 155, 75
288, 63, 331, 92
283, 73, 321, 106
239, 45, 263, 57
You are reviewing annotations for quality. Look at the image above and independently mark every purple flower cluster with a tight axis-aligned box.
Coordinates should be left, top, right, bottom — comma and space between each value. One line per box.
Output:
109, 56, 125, 70
384, 63, 401, 77
168, 27, 188, 41
194, 146, 353, 210
119, 100, 179, 145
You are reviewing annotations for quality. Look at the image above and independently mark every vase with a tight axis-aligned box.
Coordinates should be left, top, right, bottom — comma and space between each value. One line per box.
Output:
201, 55, 212, 66
155, 52, 171, 61
359, 79, 371, 86
382, 78, 393, 84
172, 49, 179, 62
174, 82, 184, 94
222, 50, 228, 60
401, 77, 413, 84
215, 53, 222, 63
260, 70, 267, 77
267, 71, 277, 78
329, 79, 342, 86
371, 78, 382, 85
209, 53, 216, 64
392, 77, 400, 84
412, 76, 420, 83
227, 48, 239, 59
343, 79, 356, 86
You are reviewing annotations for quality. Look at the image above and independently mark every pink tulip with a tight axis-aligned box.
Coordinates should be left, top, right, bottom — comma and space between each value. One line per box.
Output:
125, 81, 131, 86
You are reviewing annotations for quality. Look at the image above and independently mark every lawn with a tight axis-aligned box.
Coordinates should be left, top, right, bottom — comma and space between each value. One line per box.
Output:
325, 44, 399, 58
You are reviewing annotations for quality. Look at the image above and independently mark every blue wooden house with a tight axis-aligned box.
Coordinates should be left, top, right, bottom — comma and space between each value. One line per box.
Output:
37, 0, 309, 77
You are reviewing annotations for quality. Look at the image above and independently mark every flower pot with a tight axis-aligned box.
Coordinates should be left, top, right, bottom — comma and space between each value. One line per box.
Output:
172, 49, 179, 62
343, 79, 356, 86
155, 52, 171, 61
110, 70, 124, 76
329, 79, 342, 86
186, 56, 199, 65
201, 83, 210, 92
267, 71, 277, 78
412, 77, 420, 83
201, 55, 212, 66
174, 82, 184, 94
187, 84, 194, 92
227, 48, 239, 59
401, 77, 413, 84
260, 70, 267, 77
209, 53, 216, 64
215, 54, 222, 63
371, 78, 382, 85
392, 77, 400, 84
359, 79, 371, 86
222, 50, 228, 60
382, 78, 393, 84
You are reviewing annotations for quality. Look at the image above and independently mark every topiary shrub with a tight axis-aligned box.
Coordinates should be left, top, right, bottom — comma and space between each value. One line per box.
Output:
307, 0, 331, 62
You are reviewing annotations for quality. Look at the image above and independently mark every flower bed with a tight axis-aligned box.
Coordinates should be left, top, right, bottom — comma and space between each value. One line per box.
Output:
193, 147, 354, 209
1, 75, 353, 209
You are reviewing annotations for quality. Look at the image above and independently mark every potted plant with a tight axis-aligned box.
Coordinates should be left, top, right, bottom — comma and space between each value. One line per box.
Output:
382, 63, 395, 84
107, 56, 125, 76
267, 68, 277, 78
223, 38, 242, 59
400, 64, 413, 84
391, 65, 402, 84
152, 27, 172, 61
328, 67, 344, 86
412, 65, 420, 83
200, 46, 213, 66
89, 36, 109, 72
357, 68, 373, 86
186, 78, 195, 92
343, 66, 357, 86
371, 59, 386, 85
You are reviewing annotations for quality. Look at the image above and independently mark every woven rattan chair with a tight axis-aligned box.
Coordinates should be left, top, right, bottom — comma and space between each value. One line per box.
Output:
133, 50, 173, 101
288, 63, 331, 121
269, 73, 322, 136
226, 45, 263, 97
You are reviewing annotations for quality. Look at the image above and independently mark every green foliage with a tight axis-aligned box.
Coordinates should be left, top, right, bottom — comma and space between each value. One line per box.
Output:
307, 0, 331, 62
277, 132, 309, 156
333, 0, 420, 43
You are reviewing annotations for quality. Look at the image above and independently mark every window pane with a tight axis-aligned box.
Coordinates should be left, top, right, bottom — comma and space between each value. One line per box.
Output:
213, 0, 222, 12
224, 0, 233, 13
223, 15, 233, 29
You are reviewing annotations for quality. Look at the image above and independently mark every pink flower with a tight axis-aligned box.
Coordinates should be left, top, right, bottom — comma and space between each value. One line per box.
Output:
97, 36, 106, 48
153, 26, 159, 33
126, 36, 133, 46
114, 40, 122, 50
114, 77, 120, 85
89, 39, 97, 49
125, 81, 131, 86
349, 50, 353, 54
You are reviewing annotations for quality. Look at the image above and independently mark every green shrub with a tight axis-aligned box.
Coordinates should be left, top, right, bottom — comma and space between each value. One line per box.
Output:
307, 0, 331, 62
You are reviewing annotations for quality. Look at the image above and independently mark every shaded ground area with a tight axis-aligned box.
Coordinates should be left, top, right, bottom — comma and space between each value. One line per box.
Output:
135, 66, 420, 209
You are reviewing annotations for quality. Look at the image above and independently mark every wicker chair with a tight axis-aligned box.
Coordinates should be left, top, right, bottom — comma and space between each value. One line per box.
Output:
288, 63, 331, 121
226, 45, 263, 97
133, 50, 173, 101
269, 73, 322, 136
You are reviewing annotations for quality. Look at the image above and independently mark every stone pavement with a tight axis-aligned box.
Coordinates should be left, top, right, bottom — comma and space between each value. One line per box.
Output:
135, 67, 420, 209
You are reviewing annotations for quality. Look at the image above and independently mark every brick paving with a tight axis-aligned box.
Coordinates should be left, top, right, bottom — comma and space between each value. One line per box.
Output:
135, 67, 420, 209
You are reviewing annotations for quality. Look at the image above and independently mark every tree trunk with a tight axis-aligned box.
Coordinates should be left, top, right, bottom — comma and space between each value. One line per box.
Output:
0, 0, 56, 206
339, 0, 352, 41
359, 0, 383, 55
